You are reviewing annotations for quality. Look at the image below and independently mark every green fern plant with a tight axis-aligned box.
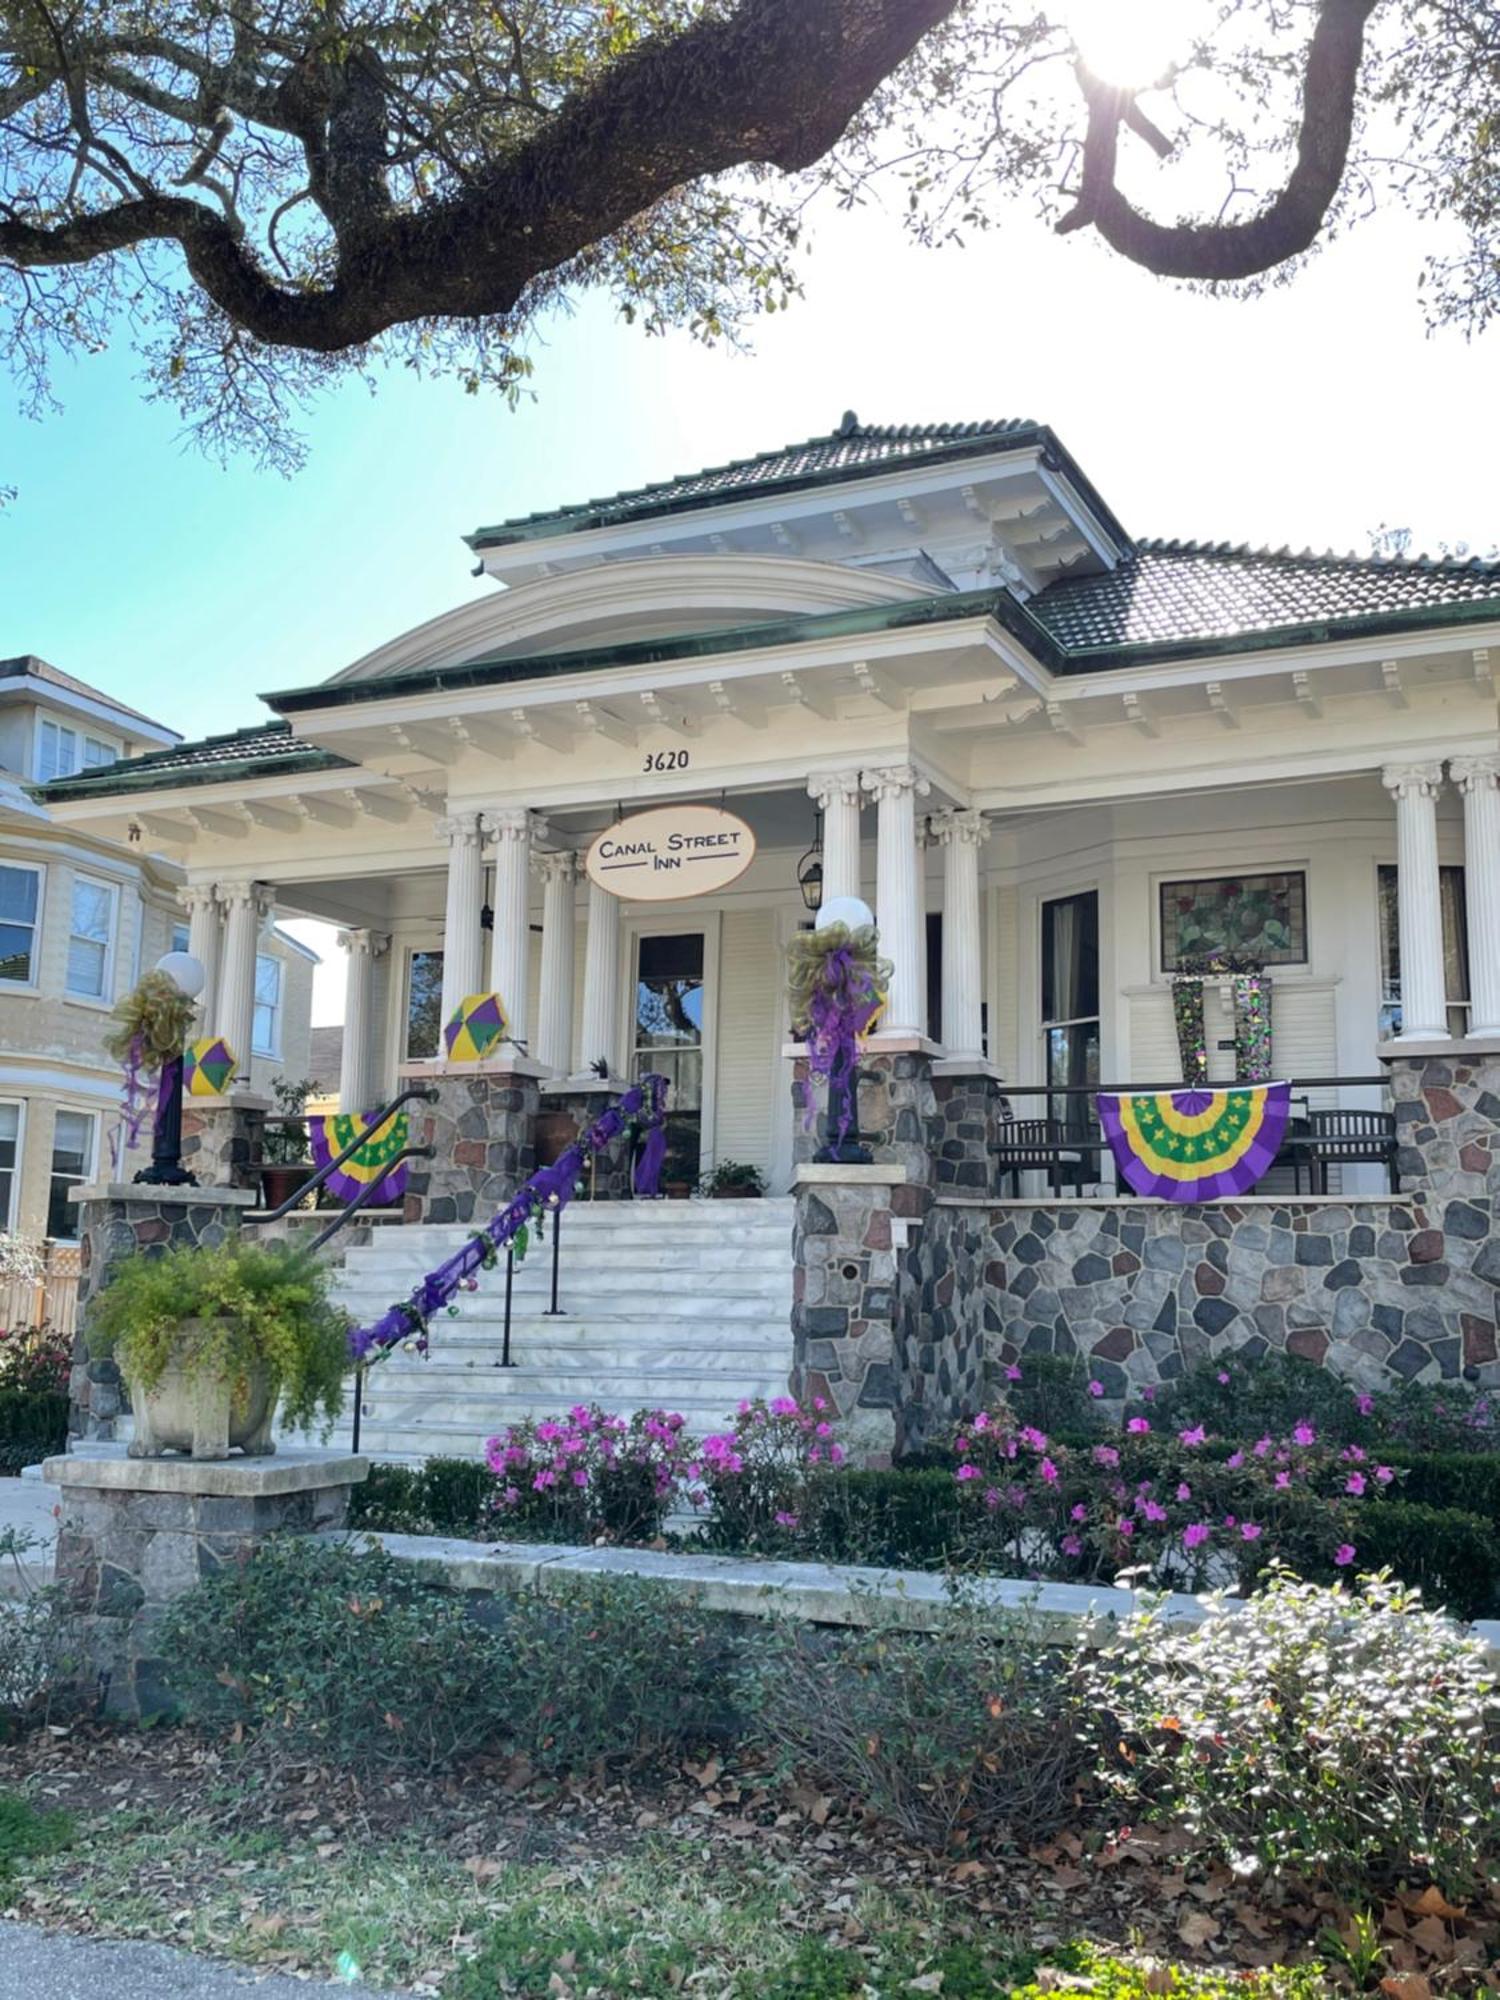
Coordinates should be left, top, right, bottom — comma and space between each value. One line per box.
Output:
86, 1238, 349, 1434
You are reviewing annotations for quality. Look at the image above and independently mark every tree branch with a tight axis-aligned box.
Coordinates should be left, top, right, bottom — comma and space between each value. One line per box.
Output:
1060, 0, 1380, 281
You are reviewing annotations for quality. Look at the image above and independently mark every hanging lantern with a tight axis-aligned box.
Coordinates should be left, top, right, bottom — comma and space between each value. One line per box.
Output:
796, 810, 824, 913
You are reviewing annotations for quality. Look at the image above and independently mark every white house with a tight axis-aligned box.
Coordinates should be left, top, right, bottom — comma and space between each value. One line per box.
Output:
38, 416, 1499, 1190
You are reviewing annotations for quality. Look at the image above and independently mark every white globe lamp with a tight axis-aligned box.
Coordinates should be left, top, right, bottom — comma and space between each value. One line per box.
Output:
813, 895, 874, 935
156, 950, 207, 999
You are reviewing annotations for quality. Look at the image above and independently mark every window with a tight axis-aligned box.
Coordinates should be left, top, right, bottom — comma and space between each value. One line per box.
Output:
0, 1103, 20, 1233
1041, 890, 1100, 1145
1377, 865, 1470, 1039
171, 920, 190, 955
252, 953, 282, 1057
405, 950, 444, 1060
634, 932, 705, 1181
36, 718, 117, 783
47, 1110, 95, 1239
0, 865, 41, 985
1159, 871, 1308, 971
66, 874, 118, 1000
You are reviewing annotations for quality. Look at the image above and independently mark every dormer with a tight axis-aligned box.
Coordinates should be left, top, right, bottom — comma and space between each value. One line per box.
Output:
0, 655, 179, 786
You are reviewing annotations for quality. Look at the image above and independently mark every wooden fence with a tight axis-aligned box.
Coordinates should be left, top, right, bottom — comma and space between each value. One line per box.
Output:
0, 1244, 82, 1336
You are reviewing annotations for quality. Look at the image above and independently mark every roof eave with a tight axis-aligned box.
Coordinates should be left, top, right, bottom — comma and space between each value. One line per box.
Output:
1049, 595, 1500, 674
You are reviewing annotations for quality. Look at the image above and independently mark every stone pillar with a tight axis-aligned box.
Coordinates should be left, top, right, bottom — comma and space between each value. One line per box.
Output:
179, 882, 221, 1028
216, 881, 271, 1083
404, 1071, 541, 1224
574, 879, 623, 1081
1452, 754, 1500, 1040
46, 1448, 367, 1721
487, 808, 539, 1057
792, 1164, 906, 1457
933, 809, 989, 1062
337, 929, 389, 1114
66, 1183, 257, 1443
808, 770, 864, 905
437, 811, 487, 1025
1383, 763, 1450, 1044
865, 765, 930, 1038
534, 850, 578, 1075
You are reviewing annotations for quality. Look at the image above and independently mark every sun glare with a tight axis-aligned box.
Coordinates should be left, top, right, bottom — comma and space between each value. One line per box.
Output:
1066, 0, 1204, 90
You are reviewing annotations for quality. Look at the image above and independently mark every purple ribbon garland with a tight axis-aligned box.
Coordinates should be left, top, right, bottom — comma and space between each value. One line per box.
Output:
112, 1030, 150, 1173
800, 944, 882, 1147
349, 1073, 668, 1362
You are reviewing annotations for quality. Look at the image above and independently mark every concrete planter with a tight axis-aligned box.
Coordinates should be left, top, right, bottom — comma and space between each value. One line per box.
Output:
125, 1326, 278, 1460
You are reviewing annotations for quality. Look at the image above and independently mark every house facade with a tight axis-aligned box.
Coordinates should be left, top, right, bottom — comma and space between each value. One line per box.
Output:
0, 656, 317, 1255
38, 417, 1500, 1202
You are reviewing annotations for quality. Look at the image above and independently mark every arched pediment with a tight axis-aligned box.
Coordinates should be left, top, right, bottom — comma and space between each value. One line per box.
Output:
326, 554, 942, 687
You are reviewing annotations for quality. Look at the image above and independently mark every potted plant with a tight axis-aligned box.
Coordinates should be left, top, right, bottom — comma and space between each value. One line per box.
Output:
259, 1077, 320, 1210
697, 1159, 767, 1200
662, 1144, 696, 1201
87, 1238, 349, 1459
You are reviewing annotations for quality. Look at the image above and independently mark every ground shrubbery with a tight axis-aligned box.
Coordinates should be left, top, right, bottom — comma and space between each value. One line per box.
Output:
0, 1530, 79, 1734
0, 1323, 70, 1475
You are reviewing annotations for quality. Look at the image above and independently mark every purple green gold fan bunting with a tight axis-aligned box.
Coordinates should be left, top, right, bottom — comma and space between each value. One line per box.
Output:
309, 1109, 411, 1204
1097, 1082, 1291, 1202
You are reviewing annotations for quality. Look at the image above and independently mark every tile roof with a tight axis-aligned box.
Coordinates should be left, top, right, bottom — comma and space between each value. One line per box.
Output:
468, 415, 1070, 547
37, 721, 353, 800
0, 654, 177, 736
1031, 541, 1500, 659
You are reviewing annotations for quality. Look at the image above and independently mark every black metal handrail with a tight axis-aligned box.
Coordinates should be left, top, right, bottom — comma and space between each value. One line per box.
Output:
246, 1083, 440, 1232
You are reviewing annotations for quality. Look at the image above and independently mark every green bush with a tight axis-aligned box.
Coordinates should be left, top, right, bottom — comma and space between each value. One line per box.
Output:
1008, 1950, 1323, 1998
0, 1386, 67, 1475
348, 1458, 494, 1537
0, 1532, 79, 1734
1353, 1496, 1500, 1619
87, 1237, 348, 1434
747, 1594, 1083, 1852
1002, 1352, 1106, 1436
1148, 1351, 1366, 1442
1083, 1570, 1500, 1897
1379, 1446, 1500, 1524
158, 1536, 508, 1774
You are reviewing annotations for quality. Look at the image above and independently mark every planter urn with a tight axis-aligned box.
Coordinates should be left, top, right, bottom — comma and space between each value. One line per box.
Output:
125, 1330, 278, 1460
259, 1163, 316, 1211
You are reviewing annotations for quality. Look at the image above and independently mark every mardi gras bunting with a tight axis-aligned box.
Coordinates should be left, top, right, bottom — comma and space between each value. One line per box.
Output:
1097, 1082, 1291, 1203
309, 1109, 411, 1205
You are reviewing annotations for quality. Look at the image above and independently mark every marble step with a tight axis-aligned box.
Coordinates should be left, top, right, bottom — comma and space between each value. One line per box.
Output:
335, 1288, 790, 1324
354, 1336, 788, 1374
339, 1243, 792, 1278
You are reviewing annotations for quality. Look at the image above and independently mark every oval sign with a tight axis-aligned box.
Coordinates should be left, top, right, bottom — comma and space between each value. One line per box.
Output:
585, 804, 756, 902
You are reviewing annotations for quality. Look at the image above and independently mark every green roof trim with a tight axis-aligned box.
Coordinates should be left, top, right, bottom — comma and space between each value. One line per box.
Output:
36, 721, 353, 802
466, 417, 1131, 552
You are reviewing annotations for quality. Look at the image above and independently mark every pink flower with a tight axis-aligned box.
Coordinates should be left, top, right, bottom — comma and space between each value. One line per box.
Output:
770, 1396, 799, 1417
1345, 1472, 1367, 1497
1253, 1435, 1273, 1458
1093, 1445, 1120, 1468
1216, 1370, 1230, 1385
1127, 1418, 1152, 1435
984, 1488, 1001, 1511
1070, 1503, 1088, 1523
1175, 1483, 1192, 1502
829, 1443, 846, 1466
1004, 1364, 1022, 1382
1375, 1465, 1395, 1486
1117, 1518, 1135, 1537
1334, 1544, 1356, 1567
1241, 1522, 1263, 1541
973, 1412, 992, 1433
1226, 1450, 1244, 1470
1141, 1500, 1167, 1524
956, 1464, 982, 1483
1292, 1422, 1317, 1447
1019, 1426, 1049, 1453
1061, 1533, 1083, 1558
1088, 1380, 1105, 1398
1178, 1425, 1207, 1448
1039, 1457, 1060, 1485
774, 1511, 799, 1529
1355, 1393, 1375, 1416
1182, 1523, 1211, 1549
1141, 1385, 1158, 1402
1274, 1471, 1291, 1490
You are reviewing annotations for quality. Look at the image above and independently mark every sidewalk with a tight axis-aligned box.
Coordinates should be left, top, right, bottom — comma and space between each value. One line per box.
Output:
0, 1474, 59, 1594
0, 1921, 400, 1996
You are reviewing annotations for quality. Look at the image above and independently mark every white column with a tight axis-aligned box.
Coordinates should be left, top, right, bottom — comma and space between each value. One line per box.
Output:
808, 770, 864, 905
338, 929, 389, 1112
864, 765, 930, 1038
933, 809, 990, 1061
574, 880, 623, 1081
913, 817, 930, 1040
485, 809, 541, 1056
534, 850, 579, 1074
436, 812, 487, 1025
180, 882, 221, 1028
1382, 762, 1450, 1043
1452, 753, 1500, 1039
217, 882, 272, 1083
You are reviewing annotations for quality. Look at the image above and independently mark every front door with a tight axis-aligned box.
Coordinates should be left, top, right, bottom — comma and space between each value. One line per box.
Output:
633, 931, 706, 1183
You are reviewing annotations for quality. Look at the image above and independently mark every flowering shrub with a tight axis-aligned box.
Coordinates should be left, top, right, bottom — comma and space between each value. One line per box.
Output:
1083, 1570, 1500, 1895
944, 1408, 1392, 1592
0, 1323, 70, 1397
485, 1404, 696, 1544
690, 1394, 845, 1552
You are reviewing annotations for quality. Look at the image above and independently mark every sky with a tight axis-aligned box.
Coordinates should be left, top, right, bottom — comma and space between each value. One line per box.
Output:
3, 84, 1498, 1023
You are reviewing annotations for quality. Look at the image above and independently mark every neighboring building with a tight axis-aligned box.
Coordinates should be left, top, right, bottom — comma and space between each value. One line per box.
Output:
0, 656, 317, 1249
305, 1025, 345, 1119
35, 415, 1500, 1192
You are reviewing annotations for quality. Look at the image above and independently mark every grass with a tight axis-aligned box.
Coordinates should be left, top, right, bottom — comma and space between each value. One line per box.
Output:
0, 1793, 72, 1881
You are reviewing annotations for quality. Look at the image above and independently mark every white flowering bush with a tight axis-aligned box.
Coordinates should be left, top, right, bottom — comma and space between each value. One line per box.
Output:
1081, 1570, 1500, 1896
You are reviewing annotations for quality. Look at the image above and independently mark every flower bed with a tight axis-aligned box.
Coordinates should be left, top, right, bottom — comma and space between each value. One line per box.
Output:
0, 1324, 70, 1475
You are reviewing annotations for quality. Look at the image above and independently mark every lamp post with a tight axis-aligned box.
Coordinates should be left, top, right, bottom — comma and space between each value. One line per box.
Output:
811, 895, 875, 1167
134, 950, 206, 1189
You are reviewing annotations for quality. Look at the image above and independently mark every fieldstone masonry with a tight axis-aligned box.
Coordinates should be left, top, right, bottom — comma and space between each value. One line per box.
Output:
66, 1184, 257, 1443
402, 1065, 541, 1224
180, 1095, 268, 1190
45, 1449, 367, 1721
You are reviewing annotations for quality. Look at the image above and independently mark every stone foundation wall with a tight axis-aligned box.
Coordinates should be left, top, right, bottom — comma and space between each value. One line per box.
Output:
403, 1069, 540, 1224
67, 1186, 256, 1443
180, 1097, 267, 1190
791, 1170, 903, 1455
538, 1091, 633, 1200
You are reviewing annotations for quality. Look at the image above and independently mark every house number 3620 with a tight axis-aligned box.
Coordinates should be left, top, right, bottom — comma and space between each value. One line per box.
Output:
643, 750, 690, 773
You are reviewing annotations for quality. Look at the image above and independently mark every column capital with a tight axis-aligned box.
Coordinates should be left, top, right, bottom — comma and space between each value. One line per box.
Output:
485, 807, 545, 844
532, 847, 578, 885
1450, 752, 1500, 795
930, 808, 989, 849
1382, 761, 1446, 802
219, 880, 275, 920
177, 881, 220, 912
862, 764, 930, 804
434, 809, 486, 848
808, 769, 864, 811
336, 928, 390, 959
